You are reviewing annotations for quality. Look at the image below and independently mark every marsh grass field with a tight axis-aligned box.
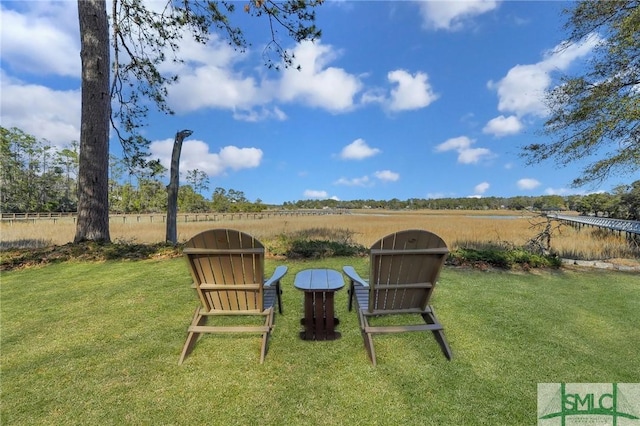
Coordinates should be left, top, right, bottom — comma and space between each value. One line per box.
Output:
1, 209, 638, 262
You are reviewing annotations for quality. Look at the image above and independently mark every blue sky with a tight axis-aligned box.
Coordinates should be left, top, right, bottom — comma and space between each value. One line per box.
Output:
1, 1, 635, 205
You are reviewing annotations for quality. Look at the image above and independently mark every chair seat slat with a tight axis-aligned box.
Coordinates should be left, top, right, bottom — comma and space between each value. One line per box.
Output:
364, 323, 443, 334
371, 282, 433, 290
183, 248, 264, 255
198, 284, 261, 291
201, 309, 267, 316
188, 325, 271, 333
370, 248, 449, 255
362, 307, 433, 316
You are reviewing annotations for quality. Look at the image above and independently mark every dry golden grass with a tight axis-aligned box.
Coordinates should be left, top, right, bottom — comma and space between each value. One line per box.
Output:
2, 209, 637, 262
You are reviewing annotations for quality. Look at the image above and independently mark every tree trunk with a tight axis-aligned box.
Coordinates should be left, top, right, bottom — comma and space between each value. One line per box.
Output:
166, 130, 193, 244
75, 0, 111, 243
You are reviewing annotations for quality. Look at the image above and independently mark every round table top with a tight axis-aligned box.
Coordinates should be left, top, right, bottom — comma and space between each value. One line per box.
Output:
294, 268, 344, 291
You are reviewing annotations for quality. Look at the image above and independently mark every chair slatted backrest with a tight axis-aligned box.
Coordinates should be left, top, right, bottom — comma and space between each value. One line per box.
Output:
184, 229, 265, 313
368, 230, 449, 313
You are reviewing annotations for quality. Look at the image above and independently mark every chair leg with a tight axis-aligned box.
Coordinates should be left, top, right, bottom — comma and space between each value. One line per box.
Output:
347, 280, 354, 311
422, 309, 453, 360
259, 308, 275, 364
433, 329, 453, 360
178, 307, 207, 365
358, 310, 377, 366
259, 331, 269, 364
364, 331, 377, 366
276, 281, 283, 314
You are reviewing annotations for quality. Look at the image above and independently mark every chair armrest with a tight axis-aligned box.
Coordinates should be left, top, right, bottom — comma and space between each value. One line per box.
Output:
265, 265, 288, 287
342, 266, 368, 287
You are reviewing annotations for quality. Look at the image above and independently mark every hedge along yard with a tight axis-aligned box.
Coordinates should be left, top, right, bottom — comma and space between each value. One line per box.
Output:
1, 211, 640, 424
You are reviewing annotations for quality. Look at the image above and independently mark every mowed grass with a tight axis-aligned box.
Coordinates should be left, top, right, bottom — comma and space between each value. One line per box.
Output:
1, 257, 638, 425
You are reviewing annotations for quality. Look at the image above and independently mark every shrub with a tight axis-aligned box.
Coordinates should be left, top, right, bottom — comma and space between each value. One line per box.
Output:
448, 247, 561, 269
285, 239, 367, 259
265, 227, 367, 258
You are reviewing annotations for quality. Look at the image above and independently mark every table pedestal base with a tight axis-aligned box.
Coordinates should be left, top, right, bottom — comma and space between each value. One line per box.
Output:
299, 291, 341, 341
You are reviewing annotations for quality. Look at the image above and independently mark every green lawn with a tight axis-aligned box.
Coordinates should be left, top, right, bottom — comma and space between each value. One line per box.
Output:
1, 258, 638, 425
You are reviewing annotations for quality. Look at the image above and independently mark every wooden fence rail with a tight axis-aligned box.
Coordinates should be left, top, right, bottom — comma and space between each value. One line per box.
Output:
1, 210, 347, 224
1, 212, 75, 220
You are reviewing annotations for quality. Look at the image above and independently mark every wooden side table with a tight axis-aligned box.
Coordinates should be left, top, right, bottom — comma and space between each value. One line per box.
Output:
294, 269, 344, 341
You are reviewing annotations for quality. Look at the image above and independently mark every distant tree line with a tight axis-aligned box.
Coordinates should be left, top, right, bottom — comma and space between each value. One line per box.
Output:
2, 126, 639, 219
285, 187, 640, 220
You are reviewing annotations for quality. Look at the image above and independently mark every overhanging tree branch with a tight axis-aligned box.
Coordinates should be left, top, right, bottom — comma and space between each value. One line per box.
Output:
522, 0, 640, 187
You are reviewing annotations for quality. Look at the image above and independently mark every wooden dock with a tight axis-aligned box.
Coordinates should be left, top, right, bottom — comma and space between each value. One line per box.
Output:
547, 213, 640, 243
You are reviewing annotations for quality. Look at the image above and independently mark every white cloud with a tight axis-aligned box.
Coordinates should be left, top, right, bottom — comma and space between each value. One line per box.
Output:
127, 27, 260, 114
160, 33, 240, 72
418, 0, 500, 31
339, 138, 381, 160
483, 115, 523, 137
232, 107, 287, 122
360, 88, 386, 106
474, 182, 490, 194
488, 34, 600, 118
387, 70, 438, 111
544, 187, 572, 195
166, 39, 363, 116
169, 40, 443, 117
543, 33, 602, 70
458, 147, 493, 164
218, 146, 263, 170
0, 3, 80, 77
167, 57, 265, 112
304, 189, 329, 199
517, 178, 541, 190
427, 192, 447, 199
434, 136, 494, 164
374, 170, 400, 182
435, 136, 473, 152
334, 176, 371, 187
149, 139, 263, 177
0, 73, 81, 147
335, 170, 399, 186
278, 41, 363, 112
167, 39, 444, 118
487, 64, 551, 117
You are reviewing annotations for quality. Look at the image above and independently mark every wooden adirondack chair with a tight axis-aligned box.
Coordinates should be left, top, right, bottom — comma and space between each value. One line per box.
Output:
179, 229, 287, 365
343, 229, 453, 366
